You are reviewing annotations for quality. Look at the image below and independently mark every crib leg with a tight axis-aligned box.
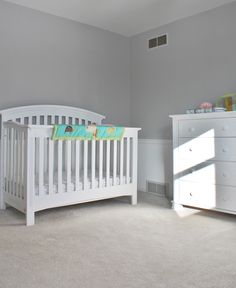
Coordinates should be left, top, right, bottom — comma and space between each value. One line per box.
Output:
131, 191, 137, 205
0, 193, 6, 210
26, 210, 35, 226
0, 202, 6, 210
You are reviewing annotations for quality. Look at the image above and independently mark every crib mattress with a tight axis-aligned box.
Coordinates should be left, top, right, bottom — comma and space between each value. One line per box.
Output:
35, 172, 130, 195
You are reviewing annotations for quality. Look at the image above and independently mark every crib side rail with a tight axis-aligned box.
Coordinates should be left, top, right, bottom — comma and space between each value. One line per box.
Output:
29, 125, 140, 192
3, 122, 140, 207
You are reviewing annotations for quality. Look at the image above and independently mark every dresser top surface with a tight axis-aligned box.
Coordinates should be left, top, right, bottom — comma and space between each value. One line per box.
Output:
170, 111, 236, 120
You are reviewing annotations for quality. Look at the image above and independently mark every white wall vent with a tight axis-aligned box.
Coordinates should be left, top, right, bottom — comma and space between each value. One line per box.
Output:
148, 34, 167, 49
146, 180, 167, 197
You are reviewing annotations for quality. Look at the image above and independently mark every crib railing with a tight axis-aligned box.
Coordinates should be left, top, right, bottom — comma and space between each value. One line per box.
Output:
3, 122, 139, 216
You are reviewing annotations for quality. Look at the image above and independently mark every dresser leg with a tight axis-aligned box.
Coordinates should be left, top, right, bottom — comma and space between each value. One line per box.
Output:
172, 201, 184, 211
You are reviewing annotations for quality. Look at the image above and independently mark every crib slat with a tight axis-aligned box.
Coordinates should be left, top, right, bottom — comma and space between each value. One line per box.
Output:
126, 138, 130, 184
28, 117, 32, 125
44, 137, 48, 175
16, 130, 21, 197
3, 127, 7, 193
113, 140, 117, 186
31, 137, 35, 197
7, 128, 11, 193
20, 132, 25, 199
13, 129, 18, 195
57, 140, 62, 194
38, 138, 44, 195
99, 140, 103, 188
83, 140, 88, 190
48, 139, 54, 194
3, 127, 7, 194
6, 128, 10, 193
10, 128, 14, 194
120, 139, 124, 185
106, 140, 110, 187
14, 130, 18, 196
11, 128, 16, 195
8, 128, 11, 193
66, 141, 72, 193
19, 132, 23, 198
57, 116, 62, 125
75, 140, 80, 192
131, 136, 138, 185
35, 116, 40, 125
91, 140, 96, 189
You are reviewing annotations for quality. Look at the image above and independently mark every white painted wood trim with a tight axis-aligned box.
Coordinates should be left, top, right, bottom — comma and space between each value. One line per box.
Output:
99, 140, 103, 188
57, 140, 63, 194
0, 106, 141, 225
170, 111, 236, 120
0, 105, 105, 124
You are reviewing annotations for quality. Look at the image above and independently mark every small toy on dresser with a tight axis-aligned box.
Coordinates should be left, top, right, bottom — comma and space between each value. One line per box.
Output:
198, 102, 213, 113
219, 93, 236, 111
186, 102, 213, 114
185, 93, 236, 114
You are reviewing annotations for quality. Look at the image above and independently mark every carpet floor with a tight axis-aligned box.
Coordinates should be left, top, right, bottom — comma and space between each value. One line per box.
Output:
0, 192, 236, 288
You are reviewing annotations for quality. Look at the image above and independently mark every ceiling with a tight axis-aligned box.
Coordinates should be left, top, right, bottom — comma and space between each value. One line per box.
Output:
4, 0, 236, 36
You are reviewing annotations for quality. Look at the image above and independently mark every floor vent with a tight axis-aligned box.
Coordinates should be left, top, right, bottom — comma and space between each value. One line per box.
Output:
146, 180, 167, 197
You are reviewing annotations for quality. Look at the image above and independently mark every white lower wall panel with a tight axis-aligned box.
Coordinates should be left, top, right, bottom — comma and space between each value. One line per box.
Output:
138, 139, 172, 198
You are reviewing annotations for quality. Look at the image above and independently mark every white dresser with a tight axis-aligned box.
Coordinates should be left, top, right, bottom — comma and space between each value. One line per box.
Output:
170, 112, 236, 214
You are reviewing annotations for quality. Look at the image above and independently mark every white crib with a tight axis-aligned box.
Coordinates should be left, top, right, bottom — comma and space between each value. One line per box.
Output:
0, 105, 140, 225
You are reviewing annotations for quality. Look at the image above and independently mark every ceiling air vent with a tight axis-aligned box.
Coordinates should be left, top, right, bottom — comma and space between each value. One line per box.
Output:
148, 34, 167, 49
148, 37, 157, 49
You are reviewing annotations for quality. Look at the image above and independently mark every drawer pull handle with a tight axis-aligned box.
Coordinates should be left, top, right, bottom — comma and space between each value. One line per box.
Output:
222, 173, 227, 178
222, 148, 228, 153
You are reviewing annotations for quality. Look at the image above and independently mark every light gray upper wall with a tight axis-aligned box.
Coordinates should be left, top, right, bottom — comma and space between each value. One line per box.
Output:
130, 1, 236, 139
0, 1, 130, 126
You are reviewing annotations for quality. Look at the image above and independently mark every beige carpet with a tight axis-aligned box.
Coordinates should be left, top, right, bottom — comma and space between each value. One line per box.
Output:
1, 192, 236, 288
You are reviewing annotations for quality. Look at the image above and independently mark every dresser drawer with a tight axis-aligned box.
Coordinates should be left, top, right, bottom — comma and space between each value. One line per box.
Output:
178, 138, 236, 163
179, 118, 236, 138
179, 181, 216, 209
216, 188, 236, 211
179, 181, 236, 212
179, 161, 236, 187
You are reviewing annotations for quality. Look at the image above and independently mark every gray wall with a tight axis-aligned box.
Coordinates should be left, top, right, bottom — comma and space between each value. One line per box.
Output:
0, 1, 130, 126
2, 0, 236, 137
130, 1, 236, 139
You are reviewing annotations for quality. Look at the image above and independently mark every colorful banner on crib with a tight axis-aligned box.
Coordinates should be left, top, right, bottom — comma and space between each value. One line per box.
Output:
52, 125, 125, 141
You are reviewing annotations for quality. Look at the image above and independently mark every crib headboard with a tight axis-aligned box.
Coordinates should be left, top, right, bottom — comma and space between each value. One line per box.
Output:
0, 104, 105, 126
0, 105, 105, 209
